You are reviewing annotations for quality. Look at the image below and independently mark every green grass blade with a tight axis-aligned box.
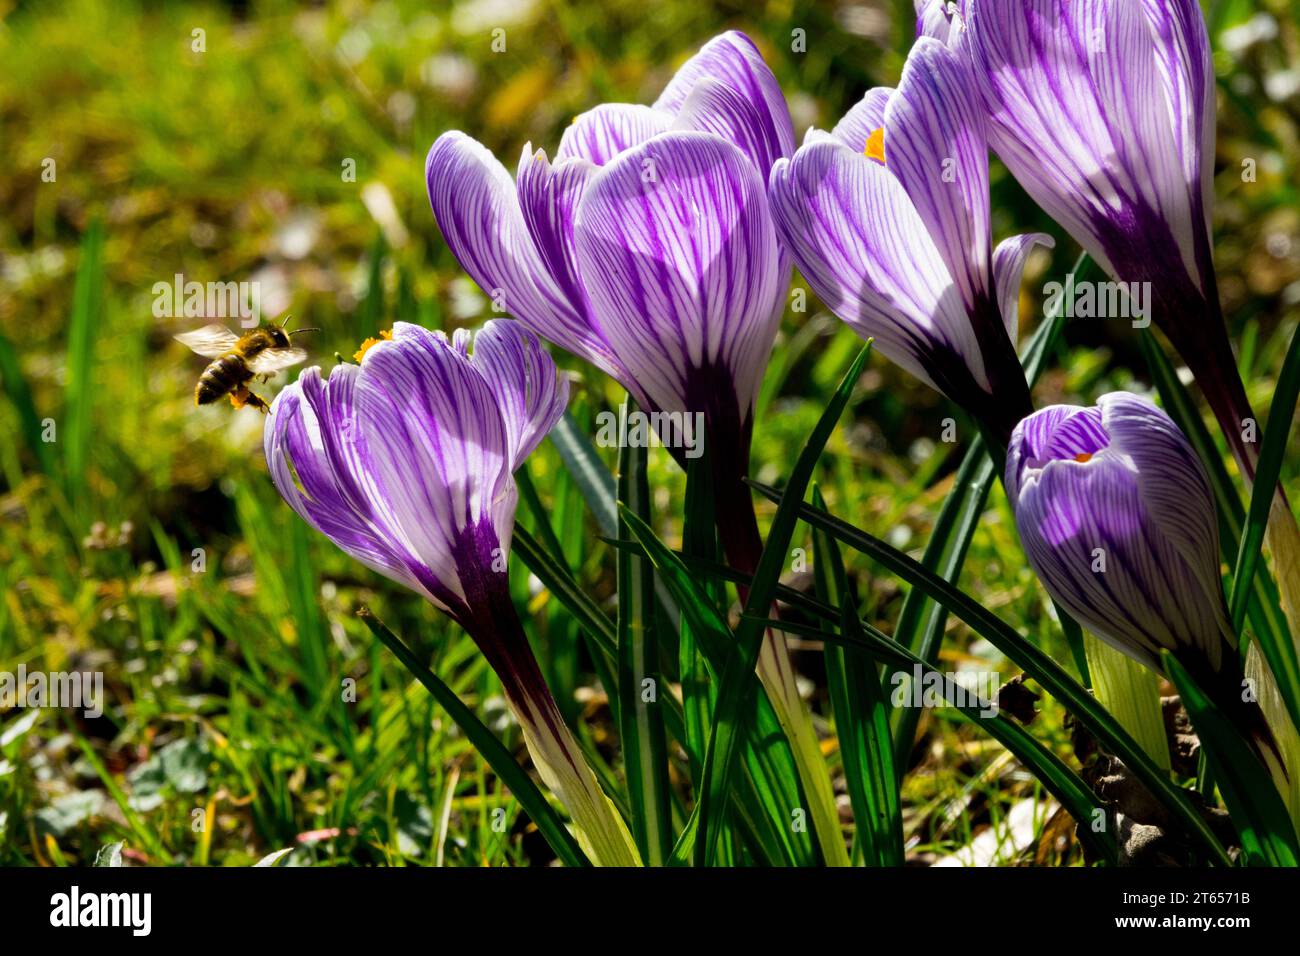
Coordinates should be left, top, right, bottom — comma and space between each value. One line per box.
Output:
680, 454, 721, 786
747, 481, 1233, 866
548, 412, 618, 536
64, 217, 105, 502
1228, 323, 1300, 728
358, 608, 591, 868
615, 425, 673, 864
812, 485, 903, 866
1163, 652, 1299, 866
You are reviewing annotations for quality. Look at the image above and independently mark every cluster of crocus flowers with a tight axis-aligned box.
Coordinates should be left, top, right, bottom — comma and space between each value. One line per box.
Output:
1006, 393, 1281, 775
263, 320, 640, 866
425, 31, 848, 863
956, 0, 1300, 625
768, 34, 1049, 447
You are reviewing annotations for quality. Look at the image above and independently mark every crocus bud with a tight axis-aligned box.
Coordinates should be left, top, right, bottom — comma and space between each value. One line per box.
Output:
1006, 392, 1279, 768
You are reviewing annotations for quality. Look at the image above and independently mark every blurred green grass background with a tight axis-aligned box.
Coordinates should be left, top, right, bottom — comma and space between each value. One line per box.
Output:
1, 0, 1297, 866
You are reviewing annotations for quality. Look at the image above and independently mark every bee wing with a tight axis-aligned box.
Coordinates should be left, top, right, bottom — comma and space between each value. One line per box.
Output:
174, 324, 240, 358
246, 347, 308, 375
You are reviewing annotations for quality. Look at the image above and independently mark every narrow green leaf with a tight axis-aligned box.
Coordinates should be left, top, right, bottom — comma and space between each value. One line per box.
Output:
1228, 323, 1300, 731
686, 342, 871, 865
744, 611, 1118, 866
747, 482, 1233, 866
358, 608, 591, 868
1163, 652, 1299, 866
616, 415, 673, 864
813, 485, 903, 866
65, 218, 105, 501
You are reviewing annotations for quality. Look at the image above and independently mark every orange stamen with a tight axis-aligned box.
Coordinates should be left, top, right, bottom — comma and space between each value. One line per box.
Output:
1074, 452, 1093, 463
865, 127, 886, 164
353, 329, 393, 363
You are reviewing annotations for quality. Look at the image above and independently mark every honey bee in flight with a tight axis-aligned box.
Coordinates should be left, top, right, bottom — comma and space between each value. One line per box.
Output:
174, 317, 316, 413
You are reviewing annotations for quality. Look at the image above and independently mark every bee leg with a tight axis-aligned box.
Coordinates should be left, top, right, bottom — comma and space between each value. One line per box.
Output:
244, 389, 271, 414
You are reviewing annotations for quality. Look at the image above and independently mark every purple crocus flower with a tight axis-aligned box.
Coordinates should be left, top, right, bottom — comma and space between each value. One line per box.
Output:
1007, 392, 1279, 767
960, 1, 1253, 465
424, 31, 791, 485
768, 35, 1051, 445
264, 320, 640, 866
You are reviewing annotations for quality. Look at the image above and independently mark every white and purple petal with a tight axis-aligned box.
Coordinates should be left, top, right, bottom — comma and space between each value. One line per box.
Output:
830, 87, 893, 154
885, 37, 992, 314
556, 103, 671, 166
426, 133, 611, 374
653, 31, 795, 163
574, 131, 783, 421
465, 319, 569, 470
992, 231, 1054, 341
966, 0, 1201, 288
769, 138, 987, 397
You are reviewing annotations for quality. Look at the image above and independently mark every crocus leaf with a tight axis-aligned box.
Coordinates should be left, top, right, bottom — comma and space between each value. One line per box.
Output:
741, 611, 1118, 867
1162, 652, 1300, 867
812, 484, 904, 866
616, 416, 674, 864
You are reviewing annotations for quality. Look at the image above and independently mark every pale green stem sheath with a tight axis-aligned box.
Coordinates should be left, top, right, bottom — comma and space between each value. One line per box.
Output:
1083, 633, 1169, 773
756, 633, 851, 866
464, 574, 642, 867
1246, 643, 1300, 830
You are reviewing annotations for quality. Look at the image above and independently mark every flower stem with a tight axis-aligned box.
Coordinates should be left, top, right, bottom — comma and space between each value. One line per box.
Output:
461, 562, 642, 866
714, 467, 851, 867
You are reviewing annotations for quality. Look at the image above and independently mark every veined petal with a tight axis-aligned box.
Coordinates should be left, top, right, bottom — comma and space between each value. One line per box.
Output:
967, 0, 1200, 288
465, 319, 570, 470
1139, 0, 1215, 232
1008, 395, 1233, 673
556, 103, 671, 166
915, 0, 965, 43
769, 138, 986, 396
673, 77, 785, 177
992, 231, 1054, 341
427, 133, 607, 373
653, 31, 795, 162
886, 37, 992, 314
353, 324, 515, 607
830, 87, 893, 153
573, 131, 782, 419
265, 367, 442, 606
1102, 393, 1225, 626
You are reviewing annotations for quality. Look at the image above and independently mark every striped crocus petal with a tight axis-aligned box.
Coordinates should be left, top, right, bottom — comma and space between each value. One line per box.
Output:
769, 136, 988, 399
830, 87, 892, 153
966, 0, 1202, 291
265, 321, 566, 616
1139, 0, 1215, 236
573, 131, 783, 424
1007, 392, 1232, 674
556, 104, 672, 166
426, 132, 623, 381
993, 231, 1055, 340
886, 37, 991, 315
915, 0, 965, 45
653, 31, 796, 166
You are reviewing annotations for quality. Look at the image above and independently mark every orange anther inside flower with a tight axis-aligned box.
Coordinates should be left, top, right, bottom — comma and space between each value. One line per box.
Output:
354, 329, 393, 363
865, 127, 886, 164
1074, 453, 1093, 463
